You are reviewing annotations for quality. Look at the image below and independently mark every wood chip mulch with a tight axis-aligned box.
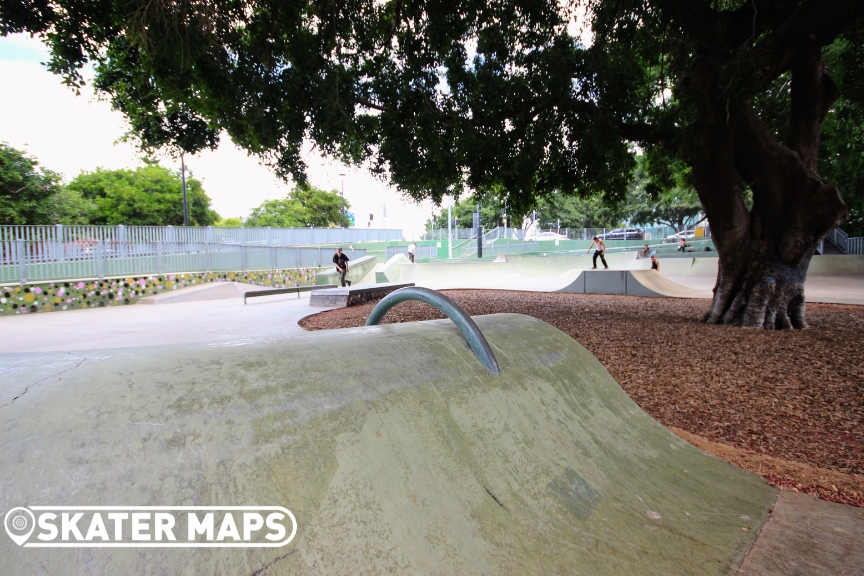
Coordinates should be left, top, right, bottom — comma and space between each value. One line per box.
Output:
299, 290, 864, 507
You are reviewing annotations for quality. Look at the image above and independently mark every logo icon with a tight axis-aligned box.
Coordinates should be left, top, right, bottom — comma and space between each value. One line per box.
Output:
4, 507, 35, 546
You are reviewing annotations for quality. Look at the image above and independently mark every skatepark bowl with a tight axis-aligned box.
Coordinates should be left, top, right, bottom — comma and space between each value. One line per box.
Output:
2, 254, 863, 574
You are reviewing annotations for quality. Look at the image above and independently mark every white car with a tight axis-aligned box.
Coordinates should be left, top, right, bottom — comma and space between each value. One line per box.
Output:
535, 232, 569, 241
663, 230, 697, 243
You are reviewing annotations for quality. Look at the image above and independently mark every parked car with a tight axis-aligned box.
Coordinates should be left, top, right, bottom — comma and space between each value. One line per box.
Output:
535, 231, 569, 241
663, 230, 697, 243
596, 228, 644, 240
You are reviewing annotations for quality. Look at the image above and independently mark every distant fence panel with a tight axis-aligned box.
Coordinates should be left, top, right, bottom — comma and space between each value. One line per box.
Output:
385, 245, 438, 259
0, 225, 377, 283
848, 237, 863, 255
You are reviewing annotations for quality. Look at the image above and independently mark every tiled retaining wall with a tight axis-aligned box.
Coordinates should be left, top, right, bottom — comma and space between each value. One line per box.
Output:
0, 268, 321, 316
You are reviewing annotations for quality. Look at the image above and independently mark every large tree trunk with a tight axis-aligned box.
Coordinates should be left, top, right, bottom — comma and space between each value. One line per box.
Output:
689, 52, 847, 329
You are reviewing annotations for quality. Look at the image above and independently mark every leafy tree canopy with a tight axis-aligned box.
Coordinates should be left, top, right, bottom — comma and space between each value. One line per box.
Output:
427, 195, 505, 230
245, 185, 349, 228
0, 142, 63, 224
819, 31, 864, 237
214, 216, 244, 227
624, 154, 703, 232
533, 193, 624, 230
66, 164, 219, 226
6, 0, 864, 327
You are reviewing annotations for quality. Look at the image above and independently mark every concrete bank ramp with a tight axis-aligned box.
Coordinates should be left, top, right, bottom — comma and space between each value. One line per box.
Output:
137, 281, 271, 304
557, 270, 712, 298
1, 314, 774, 575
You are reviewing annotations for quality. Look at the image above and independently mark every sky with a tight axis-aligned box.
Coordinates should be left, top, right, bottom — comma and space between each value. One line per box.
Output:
0, 34, 438, 239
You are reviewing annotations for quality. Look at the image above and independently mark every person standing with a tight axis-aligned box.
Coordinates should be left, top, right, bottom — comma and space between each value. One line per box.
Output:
407, 243, 416, 263
650, 255, 660, 272
587, 236, 608, 269
333, 248, 351, 287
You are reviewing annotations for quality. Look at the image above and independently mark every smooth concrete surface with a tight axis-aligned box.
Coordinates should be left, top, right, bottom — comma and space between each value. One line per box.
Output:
737, 490, 864, 576
1, 314, 776, 575
137, 281, 271, 304
387, 254, 864, 305
0, 289, 332, 353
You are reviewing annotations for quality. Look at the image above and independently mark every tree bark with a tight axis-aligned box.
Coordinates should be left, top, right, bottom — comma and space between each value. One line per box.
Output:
689, 54, 847, 329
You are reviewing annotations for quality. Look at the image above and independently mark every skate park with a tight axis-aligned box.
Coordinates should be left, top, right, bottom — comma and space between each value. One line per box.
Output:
2, 245, 863, 574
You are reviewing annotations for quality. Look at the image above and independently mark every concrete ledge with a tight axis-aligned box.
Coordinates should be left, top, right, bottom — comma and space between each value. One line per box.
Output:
309, 282, 415, 308
244, 284, 337, 304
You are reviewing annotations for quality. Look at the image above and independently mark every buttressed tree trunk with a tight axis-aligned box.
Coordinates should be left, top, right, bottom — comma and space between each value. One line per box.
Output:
691, 51, 847, 329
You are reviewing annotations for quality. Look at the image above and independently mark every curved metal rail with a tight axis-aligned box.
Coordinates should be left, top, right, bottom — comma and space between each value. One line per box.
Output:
365, 287, 500, 374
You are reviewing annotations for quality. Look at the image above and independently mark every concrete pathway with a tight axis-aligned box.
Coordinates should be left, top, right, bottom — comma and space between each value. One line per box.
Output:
738, 491, 864, 575
0, 291, 332, 353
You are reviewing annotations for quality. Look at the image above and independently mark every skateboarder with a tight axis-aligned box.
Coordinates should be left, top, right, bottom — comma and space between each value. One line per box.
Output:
587, 236, 608, 269
650, 255, 660, 272
333, 248, 351, 287
407, 243, 416, 263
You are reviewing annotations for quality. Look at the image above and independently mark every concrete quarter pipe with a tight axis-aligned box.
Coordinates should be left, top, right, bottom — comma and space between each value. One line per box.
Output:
1, 314, 774, 575
557, 270, 712, 298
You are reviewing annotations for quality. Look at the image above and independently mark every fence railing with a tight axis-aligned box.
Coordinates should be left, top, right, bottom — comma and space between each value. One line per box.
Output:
423, 225, 710, 242
848, 237, 863, 255
385, 245, 438, 259
824, 227, 849, 253
0, 225, 379, 283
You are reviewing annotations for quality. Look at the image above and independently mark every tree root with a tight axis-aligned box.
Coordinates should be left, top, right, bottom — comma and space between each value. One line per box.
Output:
703, 257, 808, 329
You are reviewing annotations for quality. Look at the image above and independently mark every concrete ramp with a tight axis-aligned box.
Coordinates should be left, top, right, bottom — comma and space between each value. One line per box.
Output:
1, 314, 774, 574
807, 254, 864, 276
137, 281, 271, 304
558, 270, 712, 298
628, 269, 714, 298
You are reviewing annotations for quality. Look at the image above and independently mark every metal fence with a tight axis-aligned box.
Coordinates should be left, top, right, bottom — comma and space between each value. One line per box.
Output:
423, 225, 708, 242
0, 225, 376, 283
848, 237, 864, 255
385, 245, 439, 259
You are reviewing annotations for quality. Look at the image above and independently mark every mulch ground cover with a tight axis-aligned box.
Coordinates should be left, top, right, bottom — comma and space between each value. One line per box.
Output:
300, 290, 864, 507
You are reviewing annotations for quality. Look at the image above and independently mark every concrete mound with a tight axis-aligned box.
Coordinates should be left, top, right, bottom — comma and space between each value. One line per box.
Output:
137, 281, 270, 304
1, 314, 774, 574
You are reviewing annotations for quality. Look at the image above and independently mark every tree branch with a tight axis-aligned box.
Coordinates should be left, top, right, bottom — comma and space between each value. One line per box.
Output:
356, 99, 390, 112
750, 0, 864, 88
615, 122, 678, 148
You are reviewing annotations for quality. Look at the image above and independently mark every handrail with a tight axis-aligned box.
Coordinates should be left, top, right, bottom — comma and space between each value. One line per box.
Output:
365, 287, 500, 374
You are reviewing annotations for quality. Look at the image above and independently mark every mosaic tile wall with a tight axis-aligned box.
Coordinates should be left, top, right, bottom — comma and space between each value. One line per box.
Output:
0, 268, 320, 316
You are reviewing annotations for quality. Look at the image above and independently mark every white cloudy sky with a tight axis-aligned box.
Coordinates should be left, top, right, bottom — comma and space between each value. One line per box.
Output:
0, 34, 438, 238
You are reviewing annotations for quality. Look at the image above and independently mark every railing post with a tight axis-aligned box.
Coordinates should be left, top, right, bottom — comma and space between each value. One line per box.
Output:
16, 239, 27, 283
240, 244, 246, 271
55, 224, 65, 264
117, 224, 126, 261
156, 241, 163, 274
97, 240, 106, 278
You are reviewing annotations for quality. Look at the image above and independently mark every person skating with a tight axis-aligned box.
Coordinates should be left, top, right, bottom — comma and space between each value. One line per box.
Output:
333, 248, 351, 287
650, 255, 660, 272
587, 236, 608, 269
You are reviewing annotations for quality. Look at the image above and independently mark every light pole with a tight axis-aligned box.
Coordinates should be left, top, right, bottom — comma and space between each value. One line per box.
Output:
181, 154, 189, 226
447, 196, 453, 259
338, 173, 346, 228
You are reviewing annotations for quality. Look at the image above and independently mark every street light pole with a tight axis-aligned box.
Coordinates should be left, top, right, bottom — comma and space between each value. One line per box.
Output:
447, 196, 453, 259
181, 154, 189, 226
338, 173, 346, 228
